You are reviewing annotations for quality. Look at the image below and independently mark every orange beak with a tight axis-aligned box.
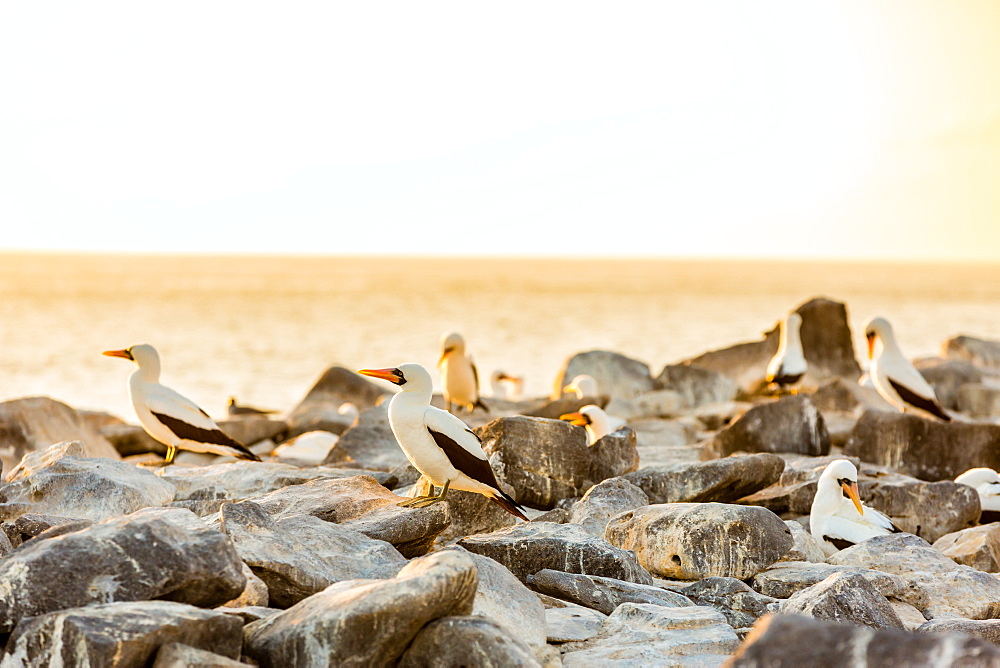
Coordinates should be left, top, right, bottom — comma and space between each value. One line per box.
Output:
842, 480, 864, 516
560, 412, 588, 426
358, 367, 402, 385
866, 333, 876, 360
102, 349, 133, 360
437, 346, 454, 366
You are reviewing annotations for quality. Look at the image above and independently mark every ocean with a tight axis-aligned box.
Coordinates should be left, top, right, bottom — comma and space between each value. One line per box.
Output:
2, 253, 999, 422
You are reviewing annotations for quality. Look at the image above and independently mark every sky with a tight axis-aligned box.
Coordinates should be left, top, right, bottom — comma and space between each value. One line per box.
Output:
2, 2, 999, 260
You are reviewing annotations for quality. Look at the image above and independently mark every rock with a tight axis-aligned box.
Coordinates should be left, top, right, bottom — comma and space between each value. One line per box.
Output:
555, 350, 657, 400
705, 395, 829, 458
944, 335, 1000, 371
958, 383, 1000, 419
545, 603, 608, 644
611, 390, 686, 420
0, 507, 246, 633
914, 358, 984, 410
621, 453, 784, 504
221, 563, 270, 608
153, 643, 252, 668
858, 477, 980, 543
217, 606, 280, 624
809, 376, 895, 415
780, 571, 905, 630
0, 396, 122, 472
728, 613, 1000, 668
1, 513, 92, 548
4, 601, 243, 668
917, 618, 1000, 644
322, 403, 410, 470
933, 523, 1000, 572
604, 503, 793, 580
410, 475, 519, 542
479, 416, 639, 510
271, 430, 337, 465
749, 561, 922, 607
692, 401, 751, 430
101, 421, 167, 456
844, 410, 1000, 481
0, 441, 176, 522
568, 478, 649, 537
219, 500, 406, 608
780, 520, 827, 563
827, 533, 1000, 619
216, 417, 287, 447
528, 569, 693, 615
522, 395, 611, 420
384, 462, 422, 490
560, 603, 740, 667
655, 363, 739, 410
458, 522, 653, 584
669, 577, 780, 629
398, 616, 541, 668
243, 550, 478, 667
339, 499, 452, 558
289, 365, 386, 419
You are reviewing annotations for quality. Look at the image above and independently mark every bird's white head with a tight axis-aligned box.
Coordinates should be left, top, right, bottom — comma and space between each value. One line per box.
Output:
563, 374, 598, 398
863, 316, 894, 360
819, 459, 864, 515
956, 467, 1000, 487
438, 332, 466, 363
103, 343, 161, 378
358, 363, 433, 397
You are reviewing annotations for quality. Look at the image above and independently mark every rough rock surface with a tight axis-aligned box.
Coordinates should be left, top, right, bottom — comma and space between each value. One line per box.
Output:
528, 569, 693, 615
567, 477, 649, 537
152, 643, 252, 668
780, 571, 905, 630
749, 561, 922, 607
780, 520, 828, 563
655, 363, 739, 410
544, 601, 607, 644
555, 350, 656, 400
943, 335, 1000, 370
933, 523, 1000, 572
322, 403, 410, 470
410, 476, 519, 542
621, 454, 784, 505
398, 616, 541, 668
668, 577, 780, 629
604, 503, 793, 580
917, 618, 1000, 644
705, 395, 829, 458
0, 397, 121, 472
914, 358, 984, 410
958, 383, 1000, 419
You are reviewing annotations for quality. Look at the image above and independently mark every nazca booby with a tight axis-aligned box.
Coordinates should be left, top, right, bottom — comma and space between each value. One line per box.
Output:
864, 317, 950, 421
956, 467, 1000, 524
438, 332, 488, 414
563, 374, 598, 399
810, 459, 899, 557
104, 344, 261, 464
490, 370, 524, 401
560, 404, 626, 445
358, 363, 527, 520
766, 312, 807, 393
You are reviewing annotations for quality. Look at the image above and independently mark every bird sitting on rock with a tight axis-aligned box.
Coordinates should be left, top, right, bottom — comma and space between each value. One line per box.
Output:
766, 312, 807, 394
560, 404, 626, 445
563, 374, 599, 399
956, 467, 1000, 524
358, 363, 527, 520
810, 459, 900, 557
104, 344, 261, 465
864, 316, 951, 421
438, 332, 489, 414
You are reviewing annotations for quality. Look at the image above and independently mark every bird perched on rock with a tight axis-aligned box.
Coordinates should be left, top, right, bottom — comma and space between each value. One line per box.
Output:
810, 459, 900, 557
358, 363, 527, 520
563, 374, 599, 399
227, 397, 278, 418
104, 344, 261, 465
438, 332, 488, 414
766, 312, 807, 394
864, 316, 951, 421
490, 370, 524, 401
956, 467, 1000, 524
560, 404, 627, 445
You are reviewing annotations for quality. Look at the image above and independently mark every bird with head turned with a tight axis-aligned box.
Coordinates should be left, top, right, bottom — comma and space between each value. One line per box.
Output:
810, 458, 900, 557
437, 332, 488, 414
864, 316, 950, 421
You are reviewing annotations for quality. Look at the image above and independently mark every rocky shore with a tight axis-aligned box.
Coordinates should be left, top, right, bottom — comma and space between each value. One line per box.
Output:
2, 296, 1000, 666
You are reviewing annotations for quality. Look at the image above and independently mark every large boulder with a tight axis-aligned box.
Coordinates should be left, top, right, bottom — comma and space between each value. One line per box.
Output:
780, 571, 905, 630
654, 363, 739, 410
322, 404, 410, 470
621, 453, 784, 504
0, 507, 246, 633
704, 395, 829, 459
410, 476, 519, 542
933, 523, 1000, 572
4, 601, 243, 668
749, 561, 922, 608
958, 383, 1000, 420
398, 616, 541, 668
943, 335, 1000, 371
844, 410, 1000, 481
0, 397, 121, 472
554, 350, 656, 400
0, 441, 176, 522
243, 550, 478, 667
913, 358, 984, 410
567, 478, 650, 537
605, 503, 793, 580
289, 365, 386, 417
478, 416, 639, 510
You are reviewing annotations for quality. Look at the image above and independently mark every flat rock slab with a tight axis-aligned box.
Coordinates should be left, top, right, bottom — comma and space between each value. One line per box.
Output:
934, 523, 1000, 572
0, 507, 245, 633
705, 395, 829, 459
528, 569, 693, 615
605, 503, 793, 580
621, 454, 784, 504
458, 522, 652, 584
748, 561, 922, 606
728, 613, 1000, 668
780, 571, 905, 630
219, 500, 406, 608
917, 618, 1000, 645
398, 616, 541, 668
4, 601, 243, 668
545, 602, 607, 644
244, 550, 478, 667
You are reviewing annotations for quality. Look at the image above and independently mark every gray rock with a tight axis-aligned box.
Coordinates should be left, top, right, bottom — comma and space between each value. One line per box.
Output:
338, 498, 451, 558
914, 358, 984, 410
560, 602, 740, 667
828, 533, 1000, 619
917, 618, 1000, 644
220, 563, 270, 608
153, 643, 253, 667
749, 561, 923, 607
458, 522, 653, 584
4, 601, 243, 668
622, 453, 784, 504
522, 395, 611, 420
555, 350, 657, 400
810, 376, 895, 416
933, 523, 1000, 572
655, 363, 739, 410
219, 500, 406, 608
669, 577, 780, 629
780, 520, 827, 563
0, 507, 246, 633
958, 383, 1000, 420
288, 365, 386, 419
479, 416, 639, 510
604, 503, 793, 580
568, 477, 649, 537
545, 604, 607, 643
943, 335, 1000, 370
528, 569, 693, 615
410, 475, 519, 543
781, 571, 905, 630
844, 410, 1000, 481
728, 613, 1000, 667
0, 397, 122, 472
398, 616, 541, 668
322, 403, 410, 470
101, 421, 167, 457
0, 441, 176, 522
705, 395, 829, 458
1, 513, 91, 548
243, 550, 478, 667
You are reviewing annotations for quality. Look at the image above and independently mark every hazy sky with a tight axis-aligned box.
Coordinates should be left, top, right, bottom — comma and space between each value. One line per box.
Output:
2, 2, 999, 259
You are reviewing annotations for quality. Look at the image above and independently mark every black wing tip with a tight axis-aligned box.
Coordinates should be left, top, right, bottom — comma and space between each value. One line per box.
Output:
888, 378, 952, 421
491, 490, 529, 521
824, 535, 856, 551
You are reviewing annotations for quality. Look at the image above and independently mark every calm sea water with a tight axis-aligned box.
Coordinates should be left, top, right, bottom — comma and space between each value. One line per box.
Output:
2, 253, 999, 422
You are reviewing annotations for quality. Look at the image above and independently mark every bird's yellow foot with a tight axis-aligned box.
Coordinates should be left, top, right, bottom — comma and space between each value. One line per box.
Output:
397, 495, 436, 508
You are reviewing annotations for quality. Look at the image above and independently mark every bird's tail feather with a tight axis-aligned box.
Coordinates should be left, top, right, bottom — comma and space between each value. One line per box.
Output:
490, 489, 528, 521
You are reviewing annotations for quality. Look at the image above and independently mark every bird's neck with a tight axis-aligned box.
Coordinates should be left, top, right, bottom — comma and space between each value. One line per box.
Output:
391, 385, 433, 408
813, 477, 848, 516
131, 365, 160, 384
778, 323, 803, 354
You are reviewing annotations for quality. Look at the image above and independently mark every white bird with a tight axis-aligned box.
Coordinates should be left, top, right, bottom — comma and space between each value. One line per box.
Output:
864, 316, 951, 421
104, 344, 261, 465
766, 312, 807, 393
563, 374, 599, 399
358, 363, 526, 520
490, 370, 524, 401
560, 404, 627, 445
810, 459, 900, 557
437, 332, 488, 414
956, 467, 1000, 524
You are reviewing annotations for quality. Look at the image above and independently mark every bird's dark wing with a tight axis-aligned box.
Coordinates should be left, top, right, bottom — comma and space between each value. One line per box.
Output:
427, 425, 501, 491
888, 378, 951, 421
823, 535, 856, 551
151, 411, 261, 461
